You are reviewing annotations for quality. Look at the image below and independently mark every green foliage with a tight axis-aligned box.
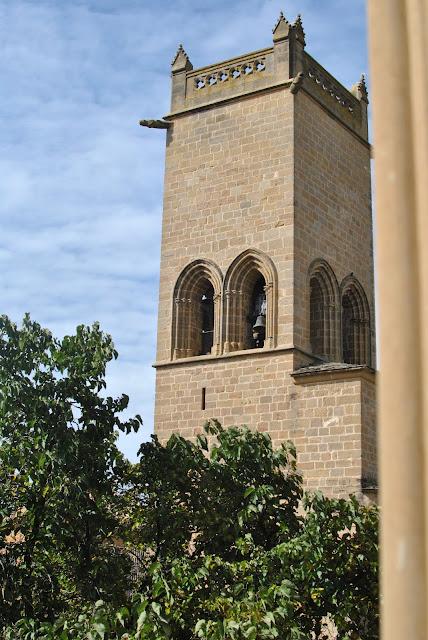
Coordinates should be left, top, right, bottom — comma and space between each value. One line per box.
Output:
127, 419, 302, 566
0, 315, 142, 626
121, 422, 378, 639
0, 315, 379, 639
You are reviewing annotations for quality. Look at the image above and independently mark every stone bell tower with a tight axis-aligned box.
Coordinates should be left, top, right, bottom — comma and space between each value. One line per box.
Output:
141, 12, 377, 499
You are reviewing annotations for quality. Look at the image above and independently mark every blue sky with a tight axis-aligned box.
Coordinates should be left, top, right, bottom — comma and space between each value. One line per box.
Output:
0, 0, 368, 461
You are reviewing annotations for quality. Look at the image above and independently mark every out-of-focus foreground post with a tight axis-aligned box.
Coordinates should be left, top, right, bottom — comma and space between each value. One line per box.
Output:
367, 1, 428, 638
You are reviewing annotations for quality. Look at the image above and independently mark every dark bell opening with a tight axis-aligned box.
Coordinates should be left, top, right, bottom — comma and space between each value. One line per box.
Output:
200, 289, 214, 355
249, 275, 266, 348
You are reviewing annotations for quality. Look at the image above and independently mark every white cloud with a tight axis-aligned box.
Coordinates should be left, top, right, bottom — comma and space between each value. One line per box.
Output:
0, 0, 369, 461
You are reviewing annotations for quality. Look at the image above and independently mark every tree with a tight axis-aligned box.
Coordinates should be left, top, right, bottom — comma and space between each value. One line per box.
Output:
0, 315, 378, 639
121, 420, 379, 640
0, 315, 142, 626
126, 419, 302, 566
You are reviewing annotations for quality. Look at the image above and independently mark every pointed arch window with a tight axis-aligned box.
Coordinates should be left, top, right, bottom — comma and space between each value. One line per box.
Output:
340, 276, 371, 366
172, 260, 222, 359
308, 259, 340, 361
223, 249, 277, 352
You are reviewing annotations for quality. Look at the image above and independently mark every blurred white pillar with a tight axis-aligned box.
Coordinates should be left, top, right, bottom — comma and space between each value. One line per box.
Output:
367, 1, 428, 638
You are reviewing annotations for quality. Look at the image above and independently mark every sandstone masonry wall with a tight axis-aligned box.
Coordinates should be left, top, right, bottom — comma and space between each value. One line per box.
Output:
151, 15, 377, 499
293, 91, 375, 365
156, 88, 294, 364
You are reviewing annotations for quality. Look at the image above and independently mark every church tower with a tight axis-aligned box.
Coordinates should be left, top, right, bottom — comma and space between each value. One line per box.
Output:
142, 12, 376, 499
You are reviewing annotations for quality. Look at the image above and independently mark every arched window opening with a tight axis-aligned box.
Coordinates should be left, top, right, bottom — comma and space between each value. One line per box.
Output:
223, 249, 277, 353
200, 283, 214, 355
342, 291, 356, 364
186, 277, 215, 356
341, 278, 371, 366
172, 260, 222, 360
249, 274, 267, 348
310, 276, 326, 358
308, 259, 340, 362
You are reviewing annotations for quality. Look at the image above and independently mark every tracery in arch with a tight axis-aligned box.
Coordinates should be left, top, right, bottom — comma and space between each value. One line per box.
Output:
172, 260, 222, 359
308, 259, 340, 361
223, 249, 277, 352
340, 275, 371, 366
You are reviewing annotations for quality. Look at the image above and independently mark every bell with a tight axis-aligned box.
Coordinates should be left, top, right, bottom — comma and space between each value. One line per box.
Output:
253, 314, 266, 330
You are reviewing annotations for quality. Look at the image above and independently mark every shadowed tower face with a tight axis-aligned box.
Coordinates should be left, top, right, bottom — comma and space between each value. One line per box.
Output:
144, 11, 377, 499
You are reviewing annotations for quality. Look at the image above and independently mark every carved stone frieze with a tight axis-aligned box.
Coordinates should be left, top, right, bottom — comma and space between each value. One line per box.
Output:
193, 57, 266, 91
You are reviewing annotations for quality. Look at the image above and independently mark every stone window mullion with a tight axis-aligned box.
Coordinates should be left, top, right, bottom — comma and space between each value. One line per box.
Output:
185, 298, 194, 357
212, 292, 222, 355
327, 302, 336, 360
322, 296, 329, 358
223, 289, 232, 353
264, 282, 275, 349
238, 290, 247, 350
173, 298, 183, 359
352, 315, 358, 364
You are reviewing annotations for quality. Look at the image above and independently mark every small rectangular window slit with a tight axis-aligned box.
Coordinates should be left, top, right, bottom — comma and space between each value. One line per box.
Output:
201, 387, 206, 411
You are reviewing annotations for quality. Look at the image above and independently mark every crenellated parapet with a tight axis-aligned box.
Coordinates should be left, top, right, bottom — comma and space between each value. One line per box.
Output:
302, 54, 368, 139
192, 54, 268, 92
182, 47, 273, 109
166, 11, 369, 142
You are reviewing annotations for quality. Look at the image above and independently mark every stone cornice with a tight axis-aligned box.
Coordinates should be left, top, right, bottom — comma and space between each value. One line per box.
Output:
164, 78, 293, 119
153, 345, 320, 369
292, 363, 376, 385
167, 33, 369, 142
163, 79, 371, 151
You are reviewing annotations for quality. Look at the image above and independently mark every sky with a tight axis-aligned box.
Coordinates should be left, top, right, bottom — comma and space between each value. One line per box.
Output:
0, 0, 369, 461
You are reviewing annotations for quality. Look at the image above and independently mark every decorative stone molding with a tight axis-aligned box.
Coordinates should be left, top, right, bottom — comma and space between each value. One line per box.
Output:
154, 345, 305, 369
171, 44, 193, 73
183, 47, 274, 110
297, 52, 368, 140
292, 362, 376, 384
170, 44, 193, 111
272, 11, 290, 42
193, 56, 266, 91
292, 14, 306, 46
307, 66, 355, 112
351, 74, 369, 103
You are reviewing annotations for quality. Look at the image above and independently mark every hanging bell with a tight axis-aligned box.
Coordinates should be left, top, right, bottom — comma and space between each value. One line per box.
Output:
253, 314, 266, 330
